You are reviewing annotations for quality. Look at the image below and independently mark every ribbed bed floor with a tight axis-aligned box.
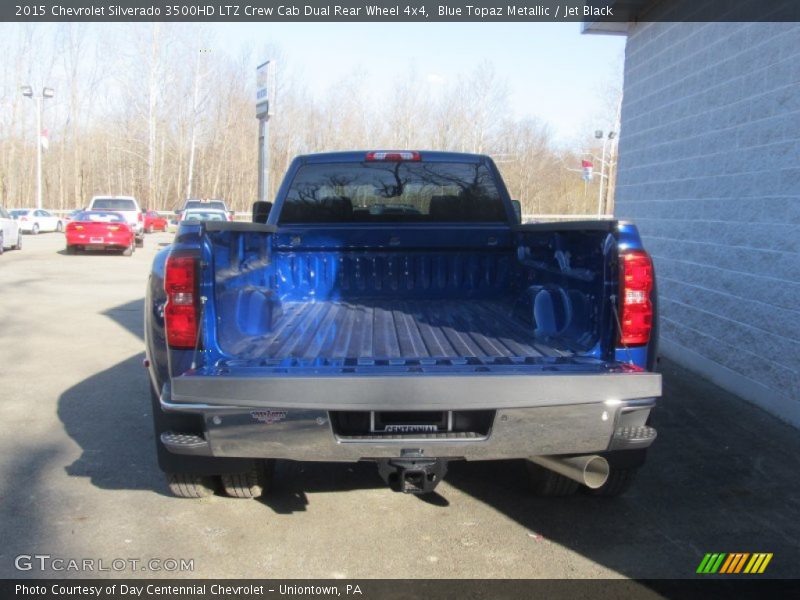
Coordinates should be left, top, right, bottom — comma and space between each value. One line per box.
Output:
226, 299, 572, 361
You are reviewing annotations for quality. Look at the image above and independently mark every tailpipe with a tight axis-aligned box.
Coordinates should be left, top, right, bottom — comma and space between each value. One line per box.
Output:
528, 455, 610, 489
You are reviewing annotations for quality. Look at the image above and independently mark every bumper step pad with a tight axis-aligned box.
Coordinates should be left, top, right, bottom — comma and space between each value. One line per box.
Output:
160, 431, 212, 456
610, 425, 657, 450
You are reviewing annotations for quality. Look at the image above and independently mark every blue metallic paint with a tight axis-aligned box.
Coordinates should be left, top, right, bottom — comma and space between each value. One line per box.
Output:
146, 153, 656, 397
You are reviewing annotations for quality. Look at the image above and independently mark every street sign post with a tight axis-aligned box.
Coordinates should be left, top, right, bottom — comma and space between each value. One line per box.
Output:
256, 60, 275, 119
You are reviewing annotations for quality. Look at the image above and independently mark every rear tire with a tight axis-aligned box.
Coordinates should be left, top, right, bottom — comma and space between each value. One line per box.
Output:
13, 232, 21, 250
32, 223, 39, 235
66, 244, 77, 255
526, 461, 580, 496
122, 242, 133, 257
0, 233, 4, 255
584, 467, 638, 497
135, 236, 144, 248
56, 221, 63, 232
166, 472, 216, 498
220, 461, 274, 499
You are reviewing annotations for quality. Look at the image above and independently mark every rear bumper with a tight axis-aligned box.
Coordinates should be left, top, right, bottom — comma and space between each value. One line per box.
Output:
66, 232, 131, 247
159, 370, 661, 462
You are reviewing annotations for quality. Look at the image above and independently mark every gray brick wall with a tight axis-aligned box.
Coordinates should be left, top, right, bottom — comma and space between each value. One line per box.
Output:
616, 20, 800, 425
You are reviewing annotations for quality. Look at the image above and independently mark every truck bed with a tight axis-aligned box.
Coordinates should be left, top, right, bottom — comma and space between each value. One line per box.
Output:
224, 298, 573, 362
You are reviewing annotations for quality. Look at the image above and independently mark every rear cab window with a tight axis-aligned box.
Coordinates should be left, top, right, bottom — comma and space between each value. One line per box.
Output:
77, 211, 125, 222
91, 198, 137, 211
184, 200, 227, 212
278, 160, 508, 224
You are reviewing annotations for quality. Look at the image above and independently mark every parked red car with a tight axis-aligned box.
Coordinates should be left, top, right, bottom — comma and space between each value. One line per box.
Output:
143, 210, 168, 233
65, 210, 135, 256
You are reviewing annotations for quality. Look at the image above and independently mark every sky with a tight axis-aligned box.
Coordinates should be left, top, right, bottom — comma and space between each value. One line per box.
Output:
218, 22, 626, 146
2, 22, 626, 148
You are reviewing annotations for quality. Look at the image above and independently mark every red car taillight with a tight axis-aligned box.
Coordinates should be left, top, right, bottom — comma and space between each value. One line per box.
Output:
619, 250, 654, 346
165, 255, 198, 349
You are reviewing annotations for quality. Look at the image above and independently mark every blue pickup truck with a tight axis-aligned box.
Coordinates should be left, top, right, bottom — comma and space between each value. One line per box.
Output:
145, 151, 661, 498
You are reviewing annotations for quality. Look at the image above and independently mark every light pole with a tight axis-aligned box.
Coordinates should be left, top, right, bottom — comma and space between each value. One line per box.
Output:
594, 130, 616, 215
21, 85, 54, 210
256, 60, 276, 205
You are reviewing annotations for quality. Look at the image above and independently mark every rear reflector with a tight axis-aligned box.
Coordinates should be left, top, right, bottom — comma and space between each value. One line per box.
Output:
165, 255, 198, 349
365, 151, 420, 161
619, 250, 654, 346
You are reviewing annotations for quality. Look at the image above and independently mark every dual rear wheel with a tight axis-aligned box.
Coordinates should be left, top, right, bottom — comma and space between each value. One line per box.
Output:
166, 460, 275, 499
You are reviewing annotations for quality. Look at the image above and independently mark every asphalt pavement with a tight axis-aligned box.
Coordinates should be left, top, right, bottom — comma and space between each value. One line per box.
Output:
1, 232, 798, 581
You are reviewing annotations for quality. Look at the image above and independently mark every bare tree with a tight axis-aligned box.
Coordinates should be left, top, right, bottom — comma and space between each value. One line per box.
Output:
0, 24, 614, 218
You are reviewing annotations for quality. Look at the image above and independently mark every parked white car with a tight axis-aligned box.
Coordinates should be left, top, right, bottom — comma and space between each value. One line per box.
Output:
87, 196, 144, 247
0, 207, 23, 254
10, 208, 63, 234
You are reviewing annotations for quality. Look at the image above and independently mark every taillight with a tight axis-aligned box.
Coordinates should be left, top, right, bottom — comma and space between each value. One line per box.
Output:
165, 255, 198, 349
619, 250, 654, 346
365, 151, 420, 161
20, 216, 28, 221
70, 224, 83, 231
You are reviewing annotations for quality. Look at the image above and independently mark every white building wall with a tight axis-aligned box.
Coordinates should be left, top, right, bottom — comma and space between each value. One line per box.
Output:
615, 21, 800, 424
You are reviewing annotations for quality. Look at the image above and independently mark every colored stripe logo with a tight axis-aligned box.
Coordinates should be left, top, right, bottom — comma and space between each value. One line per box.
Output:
697, 553, 773, 574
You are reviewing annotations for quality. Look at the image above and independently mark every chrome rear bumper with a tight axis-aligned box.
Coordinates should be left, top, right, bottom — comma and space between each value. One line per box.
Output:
159, 379, 658, 461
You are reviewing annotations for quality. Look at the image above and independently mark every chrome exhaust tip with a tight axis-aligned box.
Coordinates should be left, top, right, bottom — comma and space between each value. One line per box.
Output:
528, 454, 610, 489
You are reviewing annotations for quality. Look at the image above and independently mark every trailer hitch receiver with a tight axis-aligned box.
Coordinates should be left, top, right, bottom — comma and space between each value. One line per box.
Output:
377, 458, 448, 494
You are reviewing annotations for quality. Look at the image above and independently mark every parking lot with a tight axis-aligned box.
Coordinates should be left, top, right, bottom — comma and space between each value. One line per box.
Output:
1, 231, 799, 580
